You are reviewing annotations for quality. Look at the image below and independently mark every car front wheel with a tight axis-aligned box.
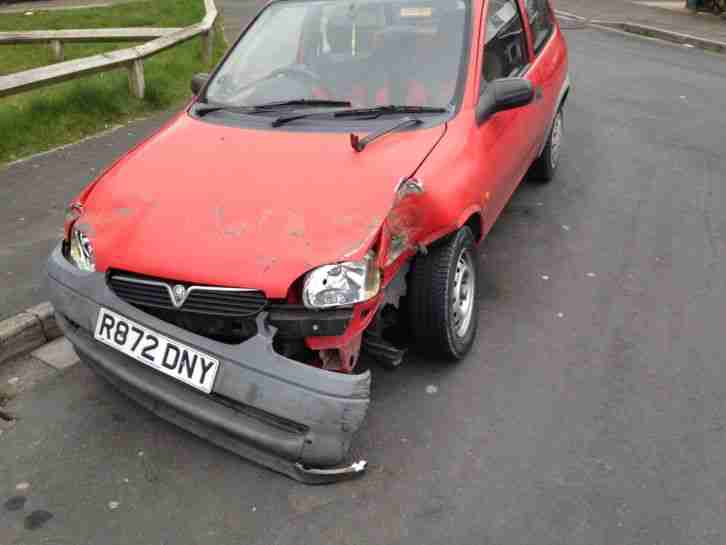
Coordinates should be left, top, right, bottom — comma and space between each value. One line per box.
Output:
529, 108, 564, 182
407, 227, 479, 360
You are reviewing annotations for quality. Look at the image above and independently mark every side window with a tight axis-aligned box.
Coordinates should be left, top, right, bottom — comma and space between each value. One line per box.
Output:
525, 0, 554, 54
481, 0, 529, 85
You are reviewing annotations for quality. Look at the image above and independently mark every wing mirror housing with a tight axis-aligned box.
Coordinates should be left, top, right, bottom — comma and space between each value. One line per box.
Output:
476, 77, 535, 125
191, 73, 210, 96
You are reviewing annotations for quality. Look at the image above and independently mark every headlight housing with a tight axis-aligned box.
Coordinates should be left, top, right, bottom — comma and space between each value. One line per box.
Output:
67, 224, 96, 272
303, 252, 381, 309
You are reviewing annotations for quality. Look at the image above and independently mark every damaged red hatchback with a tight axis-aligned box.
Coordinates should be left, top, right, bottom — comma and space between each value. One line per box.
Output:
47, 0, 569, 482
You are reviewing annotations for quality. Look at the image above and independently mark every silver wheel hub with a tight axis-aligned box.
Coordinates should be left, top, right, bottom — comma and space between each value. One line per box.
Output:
451, 249, 475, 339
550, 112, 563, 170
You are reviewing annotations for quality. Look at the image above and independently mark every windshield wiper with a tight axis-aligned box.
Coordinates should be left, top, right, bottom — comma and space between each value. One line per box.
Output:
195, 99, 351, 117
335, 105, 449, 118
272, 104, 448, 127
350, 117, 423, 152
250, 99, 352, 109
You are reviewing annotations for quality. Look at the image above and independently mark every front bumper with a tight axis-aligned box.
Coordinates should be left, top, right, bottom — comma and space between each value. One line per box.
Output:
47, 245, 370, 483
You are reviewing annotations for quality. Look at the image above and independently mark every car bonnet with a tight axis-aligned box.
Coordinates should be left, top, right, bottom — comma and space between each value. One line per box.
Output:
78, 113, 446, 297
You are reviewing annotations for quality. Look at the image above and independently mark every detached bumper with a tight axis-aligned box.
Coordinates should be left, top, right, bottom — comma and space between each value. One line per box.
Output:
47, 245, 370, 483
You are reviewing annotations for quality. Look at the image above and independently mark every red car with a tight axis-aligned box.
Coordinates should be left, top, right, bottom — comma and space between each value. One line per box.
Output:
48, 0, 569, 482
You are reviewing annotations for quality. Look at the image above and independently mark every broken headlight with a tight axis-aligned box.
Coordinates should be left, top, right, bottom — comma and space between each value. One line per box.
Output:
302, 252, 381, 309
67, 224, 96, 272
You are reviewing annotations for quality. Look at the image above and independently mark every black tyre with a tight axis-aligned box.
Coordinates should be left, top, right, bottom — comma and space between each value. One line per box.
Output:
528, 108, 563, 183
407, 227, 479, 360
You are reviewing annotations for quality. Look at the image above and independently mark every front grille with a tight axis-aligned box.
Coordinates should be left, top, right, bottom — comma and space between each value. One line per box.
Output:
183, 289, 267, 316
108, 271, 268, 344
108, 272, 268, 317
109, 277, 170, 309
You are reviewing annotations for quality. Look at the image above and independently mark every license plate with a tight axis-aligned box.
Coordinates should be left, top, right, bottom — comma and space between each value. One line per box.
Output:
94, 308, 219, 394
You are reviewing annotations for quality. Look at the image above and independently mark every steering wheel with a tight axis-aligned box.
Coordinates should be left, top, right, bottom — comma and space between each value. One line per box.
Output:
262, 64, 332, 96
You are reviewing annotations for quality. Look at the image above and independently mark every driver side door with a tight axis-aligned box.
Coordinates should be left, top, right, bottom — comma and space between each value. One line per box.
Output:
476, 0, 538, 216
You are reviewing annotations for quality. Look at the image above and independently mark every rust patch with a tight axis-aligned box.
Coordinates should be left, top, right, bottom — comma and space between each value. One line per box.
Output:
256, 256, 278, 273
114, 207, 133, 217
215, 207, 247, 237
285, 210, 306, 238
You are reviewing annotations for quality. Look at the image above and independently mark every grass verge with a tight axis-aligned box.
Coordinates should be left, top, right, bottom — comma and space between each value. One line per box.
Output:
0, 0, 226, 165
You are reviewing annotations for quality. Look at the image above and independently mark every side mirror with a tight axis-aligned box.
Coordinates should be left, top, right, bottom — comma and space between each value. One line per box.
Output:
191, 73, 210, 96
476, 77, 535, 125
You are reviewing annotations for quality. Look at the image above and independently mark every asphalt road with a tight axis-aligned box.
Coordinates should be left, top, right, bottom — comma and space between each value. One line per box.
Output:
3, 15, 726, 545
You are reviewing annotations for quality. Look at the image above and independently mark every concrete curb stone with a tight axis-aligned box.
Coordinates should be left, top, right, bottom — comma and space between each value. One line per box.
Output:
0, 302, 61, 366
26, 301, 62, 341
555, 10, 726, 54
592, 20, 726, 54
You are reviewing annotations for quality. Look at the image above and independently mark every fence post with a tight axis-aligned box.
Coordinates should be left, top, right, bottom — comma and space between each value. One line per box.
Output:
127, 59, 145, 99
202, 26, 214, 65
49, 40, 64, 62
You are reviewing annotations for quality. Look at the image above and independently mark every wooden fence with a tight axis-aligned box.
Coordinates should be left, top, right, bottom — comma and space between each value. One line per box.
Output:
0, 0, 217, 99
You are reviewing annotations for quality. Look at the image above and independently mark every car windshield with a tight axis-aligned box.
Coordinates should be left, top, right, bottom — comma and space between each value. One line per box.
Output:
205, 0, 470, 111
